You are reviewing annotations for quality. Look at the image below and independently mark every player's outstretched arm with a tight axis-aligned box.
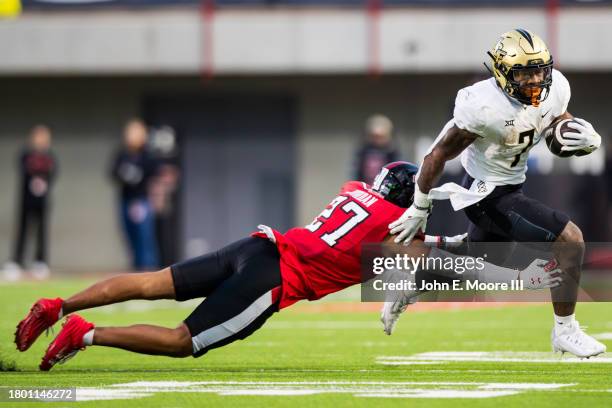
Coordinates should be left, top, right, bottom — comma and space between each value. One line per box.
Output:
378, 241, 560, 336
419, 247, 562, 289
389, 126, 478, 245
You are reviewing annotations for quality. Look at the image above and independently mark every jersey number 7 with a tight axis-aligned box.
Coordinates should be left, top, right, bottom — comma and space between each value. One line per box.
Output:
510, 129, 535, 167
305, 196, 370, 247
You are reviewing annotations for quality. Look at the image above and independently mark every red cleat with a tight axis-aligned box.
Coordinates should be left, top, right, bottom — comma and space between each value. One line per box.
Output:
40, 314, 94, 371
15, 297, 63, 352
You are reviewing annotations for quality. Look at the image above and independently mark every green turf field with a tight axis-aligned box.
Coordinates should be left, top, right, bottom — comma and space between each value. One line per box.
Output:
1, 279, 611, 407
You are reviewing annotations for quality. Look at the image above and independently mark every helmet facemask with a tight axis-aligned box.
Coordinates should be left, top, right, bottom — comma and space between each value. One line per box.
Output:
507, 64, 553, 107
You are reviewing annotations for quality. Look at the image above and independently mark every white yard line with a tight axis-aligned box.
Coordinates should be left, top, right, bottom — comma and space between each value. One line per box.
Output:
75, 380, 574, 402
377, 351, 612, 364
357, 391, 520, 398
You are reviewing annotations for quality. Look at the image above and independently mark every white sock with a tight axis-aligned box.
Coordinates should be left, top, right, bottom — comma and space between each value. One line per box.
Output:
554, 313, 575, 332
82, 329, 95, 346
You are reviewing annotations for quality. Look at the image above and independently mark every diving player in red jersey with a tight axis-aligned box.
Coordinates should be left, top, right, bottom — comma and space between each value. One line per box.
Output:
14, 162, 557, 370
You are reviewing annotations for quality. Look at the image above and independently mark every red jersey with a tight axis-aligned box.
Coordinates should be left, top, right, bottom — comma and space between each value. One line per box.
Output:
253, 181, 420, 309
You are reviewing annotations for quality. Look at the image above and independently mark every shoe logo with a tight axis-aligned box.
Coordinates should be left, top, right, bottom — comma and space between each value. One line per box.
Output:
505, 120, 514, 127
541, 109, 551, 118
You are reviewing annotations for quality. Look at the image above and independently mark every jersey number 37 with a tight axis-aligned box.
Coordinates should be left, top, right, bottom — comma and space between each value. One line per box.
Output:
305, 196, 370, 247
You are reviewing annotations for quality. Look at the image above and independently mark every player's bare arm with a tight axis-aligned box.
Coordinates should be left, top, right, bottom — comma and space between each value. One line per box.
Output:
417, 125, 479, 194
389, 126, 478, 245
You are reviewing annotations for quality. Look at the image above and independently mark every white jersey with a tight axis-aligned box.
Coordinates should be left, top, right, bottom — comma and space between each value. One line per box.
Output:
454, 69, 571, 185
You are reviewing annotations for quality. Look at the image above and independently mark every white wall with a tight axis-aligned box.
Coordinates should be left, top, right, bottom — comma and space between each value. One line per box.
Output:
1, 7, 612, 74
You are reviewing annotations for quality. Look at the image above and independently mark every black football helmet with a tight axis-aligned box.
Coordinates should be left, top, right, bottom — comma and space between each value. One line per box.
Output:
371, 161, 419, 208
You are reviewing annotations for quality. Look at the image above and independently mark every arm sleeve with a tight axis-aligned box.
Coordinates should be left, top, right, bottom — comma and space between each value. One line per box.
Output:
453, 88, 487, 138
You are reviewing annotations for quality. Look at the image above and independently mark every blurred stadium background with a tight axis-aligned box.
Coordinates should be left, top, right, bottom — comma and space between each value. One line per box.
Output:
0, 0, 611, 273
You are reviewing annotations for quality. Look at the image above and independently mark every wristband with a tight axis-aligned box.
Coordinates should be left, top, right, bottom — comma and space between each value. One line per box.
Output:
413, 185, 432, 210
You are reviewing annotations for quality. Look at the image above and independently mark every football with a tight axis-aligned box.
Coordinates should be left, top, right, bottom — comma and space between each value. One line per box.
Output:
544, 118, 587, 157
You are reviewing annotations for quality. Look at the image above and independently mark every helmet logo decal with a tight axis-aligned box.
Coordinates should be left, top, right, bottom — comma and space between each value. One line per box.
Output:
494, 41, 506, 55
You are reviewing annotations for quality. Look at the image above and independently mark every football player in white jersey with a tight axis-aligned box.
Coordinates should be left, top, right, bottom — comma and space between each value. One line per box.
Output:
387, 29, 605, 358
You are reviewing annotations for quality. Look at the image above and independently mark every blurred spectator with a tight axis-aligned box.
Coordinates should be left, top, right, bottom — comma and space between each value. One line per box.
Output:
110, 119, 159, 271
353, 114, 399, 184
3, 125, 58, 281
149, 126, 181, 267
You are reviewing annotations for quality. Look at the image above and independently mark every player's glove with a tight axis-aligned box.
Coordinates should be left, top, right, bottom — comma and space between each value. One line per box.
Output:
389, 186, 431, 245
518, 258, 563, 290
379, 269, 418, 335
560, 118, 601, 154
